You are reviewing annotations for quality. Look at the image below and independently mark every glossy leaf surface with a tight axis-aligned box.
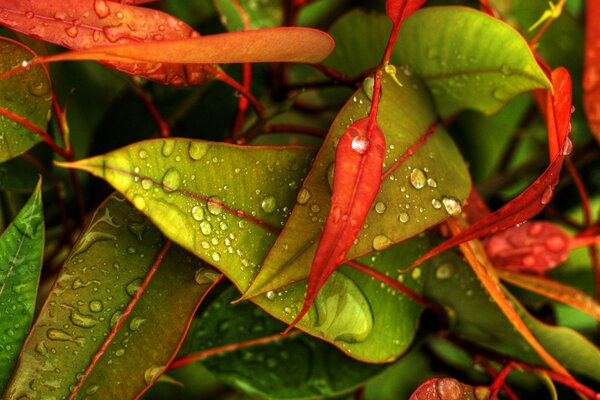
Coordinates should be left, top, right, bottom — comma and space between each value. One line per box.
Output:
424, 247, 600, 380
182, 288, 385, 399
0, 181, 44, 393
0, 38, 51, 162
0, 0, 219, 86
245, 70, 470, 298
584, 0, 600, 144
397, 6, 551, 116
2, 195, 220, 400
61, 141, 430, 362
385, 0, 426, 25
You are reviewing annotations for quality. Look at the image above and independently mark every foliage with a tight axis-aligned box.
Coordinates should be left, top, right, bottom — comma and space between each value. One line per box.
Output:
0, 0, 599, 399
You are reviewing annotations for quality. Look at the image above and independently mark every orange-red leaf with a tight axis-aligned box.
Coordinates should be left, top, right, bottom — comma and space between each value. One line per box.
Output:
0, 0, 216, 86
584, 0, 600, 144
484, 221, 570, 273
284, 118, 386, 332
409, 378, 489, 400
410, 67, 572, 268
386, 0, 427, 25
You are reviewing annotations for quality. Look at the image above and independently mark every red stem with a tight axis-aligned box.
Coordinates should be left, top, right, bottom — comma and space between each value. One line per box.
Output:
488, 363, 515, 399
264, 124, 327, 137
207, 66, 265, 119
232, 63, 252, 137
130, 78, 171, 137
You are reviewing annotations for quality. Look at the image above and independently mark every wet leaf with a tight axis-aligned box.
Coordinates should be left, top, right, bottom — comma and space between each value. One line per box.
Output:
424, 247, 600, 381
409, 377, 489, 400
2, 194, 220, 399
583, 0, 600, 144
0, 38, 51, 162
59, 142, 430, 362
385, 0, 426, 25
484, 221, 570, 273
397, 6, 551, 116
181, 288, 385, 399
213, 0, 283, 31
0, 180, 44, 392
0, 0, 218, 86
244, 70, 470, 299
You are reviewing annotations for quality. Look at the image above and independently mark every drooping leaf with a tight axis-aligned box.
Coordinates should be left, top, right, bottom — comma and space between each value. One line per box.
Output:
59, 141, 431, 362
213, 0, 283, 31
410, 68, 572, 268
484, 221, 570, 273
0, 38, 51, 162
0, 0, 218, 86
409, 378, 490, 400
397, 6, 551, 116
285, 117, 386, 331
2, 194, 220, 400
385, 0, 426, 26
423, 246, 600, 381
180, 288, 385, 399
0, 180, 44, 392
244, 69, 470, 299
39, 27, 335, 67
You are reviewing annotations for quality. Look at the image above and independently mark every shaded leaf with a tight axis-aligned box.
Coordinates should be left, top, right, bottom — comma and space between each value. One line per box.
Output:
213, 0, 283, 31
0, 38, 51, 162
397, 6, 551, 116
2, 194, 220, 399
59, 141, 430, 362
244, 69, 470, 299
286, 118, 386, 330
484, 221, 570, 273
409, 378, 489, 400
181, 288, 385, 399
423, 246, 600, 381
0, 0, 217, 86
0, 180, 44, 392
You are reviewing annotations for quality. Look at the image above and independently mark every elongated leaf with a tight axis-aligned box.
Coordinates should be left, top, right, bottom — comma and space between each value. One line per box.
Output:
410, 68, 572, 268
584, 0, 600, 144
423, 246, 600, 381
181, 288, 385, 399
244, 69, 470, 299
40, 27, 335, 66
0, 0, 217, 86
286, 118, 386, 330
0, 38, 51, 162
0, 180, 44, 393
59, 141, 430, 362
409, 378, 489, 400
2, 194, 220, 399
386, 0, 426, 25
397, 6, 551, 116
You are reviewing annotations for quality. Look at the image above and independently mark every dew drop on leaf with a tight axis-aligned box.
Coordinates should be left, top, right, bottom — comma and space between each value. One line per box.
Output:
540, 186, 553, 205
161, 168, 181, 192
144, 365, 163, 385
129, 317, 146, 331
435, 262, 455, 280
188, 142, 208, 161
162, 141, 175, 157
261, 196, 277, 213
562, 137, 573, 155
207, 197, 224, 215
351, 136, 369, 154
398, 212, 409, 223
372, 235, 392, 251
375, 202, 386, 214
191, 205, 205, 221
266, 291, 276, 300
409, 168, 427, 189
362, 76, 374, 100
200, 221, 213, 235
296, 188, 311, 205
431, 198, 442, 209
89, 300, 103, 313
93, 0, 111, 18
441, 196, 462, 215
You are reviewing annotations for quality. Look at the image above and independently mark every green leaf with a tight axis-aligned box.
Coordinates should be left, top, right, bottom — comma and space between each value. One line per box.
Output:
397, 6, 551, 116
0, 38, 51, 162
61, 140, 430, 362
0, 180, 44, 392
2, 194, 220, 399
423, 247, 600, 381
213, 0, 283, 31
184, 287, 385, 399
246, 70, 470, 298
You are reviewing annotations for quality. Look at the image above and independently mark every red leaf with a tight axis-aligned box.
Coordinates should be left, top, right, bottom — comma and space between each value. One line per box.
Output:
584, 0, 600, 144
386, 0, 427, 25
484, 221, 570, 273
409, 68, 572, 268
0, 0, 216, 86
284, 118, 386, 332
409, 378, 489, 400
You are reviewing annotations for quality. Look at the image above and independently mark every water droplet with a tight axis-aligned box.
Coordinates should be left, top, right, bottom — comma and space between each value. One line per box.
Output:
200, 221, 213, 235
266, 291, 276, 300
362, 76, 374, 100
540, 186, 553, 205
86, 385, 100, 395
310, 204, 321, 213
70, 310, 99, 328
138, 149, 148, 159
562, 137, 573, 155
207, 197, 224, 215
351, 136, 369, 154
161, 141, 175, 157
115, 348, 125, 357
141, 178, 153, 190
89, 300, 103, 313
129, 317, 146, 331
191, 205, 205, 221
435, 262, 455, 280
212, 252, 221, 262
546, 234, 567, 251
188, 141, 208, 160
296, 188, 311, 205
110, 311, 123, 328
375, 202, 386, 214
132, 195, 146, 210
522, 255, 535, 267
126, 279, 142, 296
161, 168, 181, 192
398, 213, 409, 223
372, 235, 392, 251
261, 195, 277, 213
441, 196, 462, 215
94, 0, 111, 18
427, 178, 437, 188
431, 198, 443, 209
65, 25, 79, 38
144, 365, 163, 385
500, 64, 513, 76
47, 329, 75, 342
411, 268, 421, 280
25, 11, 34, 18
409, 168, 426, 189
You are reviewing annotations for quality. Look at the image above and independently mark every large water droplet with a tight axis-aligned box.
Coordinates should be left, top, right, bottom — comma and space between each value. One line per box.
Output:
141, 178, 153, 190
562, 137, 573, 155
409, 168, 426, 189
372, 235, 392, 251
261, 195, 277, 213
188, 142, 208, 160
351, 136, 369, 154
161, 141, 175, 157
161, 168, 181, 192
545, 234, 567, 251
374, 202, 386, 214
65, 25, 79, 38
89, 300, 103, 313
191, 205, 205, 221
70, 310, 99, 328
266, 291, 276, 300
431, 198, 442, 209
398, 213, 409, 223
200, 221, 213, 235
126, 278, 142, 296
129, 317, 146, 331
207, 196, 224, 215
93, 0, 111, 18
540, 186, 553, 205
441, 196, 462, 215
296, 188, 311, 205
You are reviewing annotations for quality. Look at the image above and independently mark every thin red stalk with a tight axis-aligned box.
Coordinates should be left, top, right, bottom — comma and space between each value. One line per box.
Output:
478, 361, 520, 400
488, 363, 515, 399
479, 0, 496, 16
382, 120, 438, 179
130, 78, 171, 137
353, 387, 365, 400
168, 330, 301, 370
311, 63, 351, 82
264, 124, 327, 137
0, 106, 69, 159
68, 240, 173, 400
566, 159, 592, 225
570, 235, 600, 249
206, 66, 265, 119
232, 63, 252, 136
512, 361, 599, 399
